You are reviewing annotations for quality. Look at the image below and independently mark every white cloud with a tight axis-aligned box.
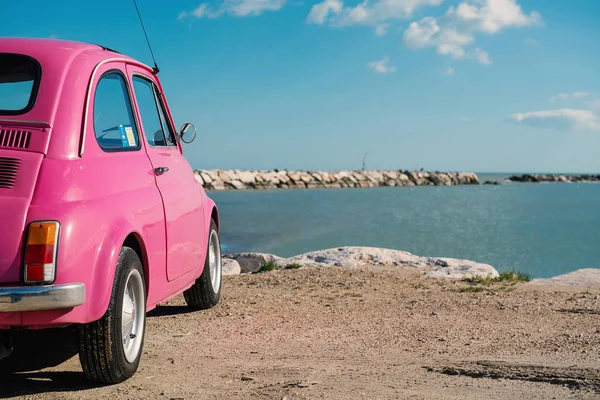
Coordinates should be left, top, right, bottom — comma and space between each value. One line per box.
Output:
511, 109, 600, 131
367, 56, 396, 74
375, 23, 389, 36
447, 0, 542, 34
444, 67, 454, 75
549, 92, 590, 103
591, 100, 600, 113
307, 0, 443, 35
307, 0, 343, 24
469, 48, 491, 64
179, 0, 286, 19
523, 38, 539, 46
402, 0, 541, 64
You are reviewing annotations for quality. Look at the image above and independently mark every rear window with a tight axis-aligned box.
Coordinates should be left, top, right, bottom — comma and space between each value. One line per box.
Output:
0, 53, 41, 115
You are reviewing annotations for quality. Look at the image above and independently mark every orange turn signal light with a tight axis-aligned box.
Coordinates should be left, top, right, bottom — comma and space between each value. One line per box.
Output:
24, 221, 60, 284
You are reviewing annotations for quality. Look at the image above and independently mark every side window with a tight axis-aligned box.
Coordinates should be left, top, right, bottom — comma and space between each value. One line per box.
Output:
93, 72, 140, 151
132, 76, 176, 147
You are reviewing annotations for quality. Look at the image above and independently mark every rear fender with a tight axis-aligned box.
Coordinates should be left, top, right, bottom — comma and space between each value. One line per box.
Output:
84, 218, 145, 322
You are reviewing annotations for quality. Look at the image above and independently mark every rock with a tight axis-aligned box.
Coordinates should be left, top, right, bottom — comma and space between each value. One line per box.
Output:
397, 174, 412, 186
221, 247, 499, 280
200, 172, 213, 184
383, 171, 399, 180
288, 172, 302, 183
211, 181, 226, 190
223, 253, 283, 273
426, 258, 498, 279
194, 173, 204, 186
222, 258, 241, 276
218, 170, 232, 184
526, 269, 600, 287
226, 180, 245, 190
205, 170, 219, 180
484, 180, 500, 185
276, 246, 497, 280
238, 171, 256, 185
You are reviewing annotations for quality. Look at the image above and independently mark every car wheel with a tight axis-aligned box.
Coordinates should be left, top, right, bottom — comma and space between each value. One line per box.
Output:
76, 246, 146, 384
183, 219, 222, 310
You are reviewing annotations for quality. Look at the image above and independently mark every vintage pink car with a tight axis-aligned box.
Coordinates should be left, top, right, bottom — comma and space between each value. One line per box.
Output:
0, 37, 222, 383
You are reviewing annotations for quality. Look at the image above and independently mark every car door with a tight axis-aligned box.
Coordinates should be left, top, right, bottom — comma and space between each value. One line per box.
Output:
126, 65, 205, 282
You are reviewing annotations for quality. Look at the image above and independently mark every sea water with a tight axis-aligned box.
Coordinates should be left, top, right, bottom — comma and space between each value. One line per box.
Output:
209, 174, 600, 278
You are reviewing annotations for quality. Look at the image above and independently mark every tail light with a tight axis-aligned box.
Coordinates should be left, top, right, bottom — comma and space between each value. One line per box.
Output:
23, 221, 60, 284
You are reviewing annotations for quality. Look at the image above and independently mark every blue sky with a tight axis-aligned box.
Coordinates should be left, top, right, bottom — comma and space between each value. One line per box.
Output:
2, 0, 600, 173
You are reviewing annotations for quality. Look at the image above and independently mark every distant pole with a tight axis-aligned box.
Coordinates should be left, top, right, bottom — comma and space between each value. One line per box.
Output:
362, 153, 367, 171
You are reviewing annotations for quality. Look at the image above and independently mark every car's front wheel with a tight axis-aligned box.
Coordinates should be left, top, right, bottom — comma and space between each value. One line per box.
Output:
183, 219, 222, 310
76, 246, 146, 384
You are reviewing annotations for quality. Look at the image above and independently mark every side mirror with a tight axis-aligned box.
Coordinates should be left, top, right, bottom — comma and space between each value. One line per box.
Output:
178, 122, 197, 144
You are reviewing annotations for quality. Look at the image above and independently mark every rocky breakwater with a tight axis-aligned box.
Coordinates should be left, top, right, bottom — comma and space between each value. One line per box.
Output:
221, 246, 498, 280
194, 169, 479, 190
509, 174, 600, 183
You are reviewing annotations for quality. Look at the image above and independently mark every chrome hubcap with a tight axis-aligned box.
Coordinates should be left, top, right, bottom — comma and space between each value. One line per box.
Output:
209, 230, 222, 293
121, 269, 145, 363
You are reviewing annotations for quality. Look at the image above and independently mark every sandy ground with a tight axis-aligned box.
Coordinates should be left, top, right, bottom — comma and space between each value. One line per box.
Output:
1, 265, 599, 399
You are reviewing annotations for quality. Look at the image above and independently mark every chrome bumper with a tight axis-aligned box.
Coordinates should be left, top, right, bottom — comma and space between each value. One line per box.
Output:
0, 283, 85, 312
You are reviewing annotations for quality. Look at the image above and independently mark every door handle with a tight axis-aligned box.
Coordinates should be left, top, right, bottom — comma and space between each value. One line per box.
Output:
154, 167, 169, 176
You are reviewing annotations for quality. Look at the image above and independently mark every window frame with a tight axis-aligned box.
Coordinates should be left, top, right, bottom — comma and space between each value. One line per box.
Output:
131, 73, 177, 148
0, 52, 42, 116
92, 69, 142, 153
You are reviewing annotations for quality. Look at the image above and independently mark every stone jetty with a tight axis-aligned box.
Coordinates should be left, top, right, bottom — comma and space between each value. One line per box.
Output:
508, 174, 600, 183
193, 169, 480, 190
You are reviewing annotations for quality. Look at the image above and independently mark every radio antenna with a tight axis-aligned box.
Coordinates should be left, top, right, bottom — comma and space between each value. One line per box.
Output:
133, 0, 160, 74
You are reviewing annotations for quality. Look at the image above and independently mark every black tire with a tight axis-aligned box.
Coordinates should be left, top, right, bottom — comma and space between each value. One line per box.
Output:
183, 219, 221, 310
76, 246, 147, 384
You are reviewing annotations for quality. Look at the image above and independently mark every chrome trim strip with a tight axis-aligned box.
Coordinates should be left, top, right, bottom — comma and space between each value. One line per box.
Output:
0, 283, 85, 312
0, 119, 51, 129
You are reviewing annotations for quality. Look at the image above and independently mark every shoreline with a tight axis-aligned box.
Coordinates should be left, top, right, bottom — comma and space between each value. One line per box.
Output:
221, 246, 600, 288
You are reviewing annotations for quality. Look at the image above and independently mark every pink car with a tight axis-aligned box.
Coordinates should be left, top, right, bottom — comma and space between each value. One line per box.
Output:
0, 38, 222, 383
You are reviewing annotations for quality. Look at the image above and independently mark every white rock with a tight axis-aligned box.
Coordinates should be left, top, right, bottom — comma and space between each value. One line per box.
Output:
383, 171, 399, 180
194, 173, 204, 185
426, 258, 498, 279
264, 246, 499, 280
228, 180, 245, 190
206, 170, 219, 180
277, 246, 432, 269
222, 258, 241, 276
238, 171, 256, 185
211, 181, 225, 190
200, 172, 213, 184
223, 253, 283, 273
526, 269, 600, 287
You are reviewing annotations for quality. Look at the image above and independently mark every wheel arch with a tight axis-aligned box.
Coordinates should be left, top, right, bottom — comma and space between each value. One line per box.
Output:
211, 206, 219, 232
122, 232, 150, 300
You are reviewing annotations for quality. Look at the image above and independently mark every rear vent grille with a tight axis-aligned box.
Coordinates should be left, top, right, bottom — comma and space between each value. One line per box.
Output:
0, 157, 20, 189
0, 129, 31, 149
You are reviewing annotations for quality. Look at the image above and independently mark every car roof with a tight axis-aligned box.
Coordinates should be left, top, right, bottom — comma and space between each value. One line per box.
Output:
0, 37, 149, 66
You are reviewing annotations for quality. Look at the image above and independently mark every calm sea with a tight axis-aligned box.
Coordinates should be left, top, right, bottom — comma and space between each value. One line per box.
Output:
208, 173, 600, 278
